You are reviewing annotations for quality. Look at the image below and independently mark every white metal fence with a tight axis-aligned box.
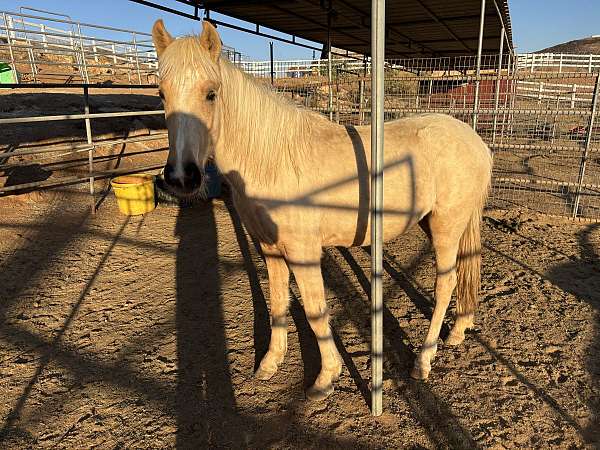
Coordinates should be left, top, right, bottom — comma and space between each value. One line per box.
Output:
518, 52, 600, 73
0, 9, 241, 84
515, 80, 595, 109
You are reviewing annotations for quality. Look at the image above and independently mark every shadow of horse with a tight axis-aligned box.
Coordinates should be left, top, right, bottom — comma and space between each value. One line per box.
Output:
174, 200, 244, 447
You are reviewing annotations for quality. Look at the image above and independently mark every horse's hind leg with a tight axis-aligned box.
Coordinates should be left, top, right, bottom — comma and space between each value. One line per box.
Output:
419, 214, 474, 346
411, 215, 464, 380
288, 242, 342, 401
255, 250, 290, 380
445, 313, 474, 346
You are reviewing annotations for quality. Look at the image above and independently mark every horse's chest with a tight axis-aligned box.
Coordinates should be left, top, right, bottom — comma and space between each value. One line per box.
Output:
232, 196, 278, 245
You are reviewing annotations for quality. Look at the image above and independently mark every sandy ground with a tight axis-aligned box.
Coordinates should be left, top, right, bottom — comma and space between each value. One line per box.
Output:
0, 184, 599, 449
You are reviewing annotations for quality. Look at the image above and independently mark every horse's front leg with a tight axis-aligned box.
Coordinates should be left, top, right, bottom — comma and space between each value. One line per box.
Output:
288, 243, 342, 401
255, 249, 290, 380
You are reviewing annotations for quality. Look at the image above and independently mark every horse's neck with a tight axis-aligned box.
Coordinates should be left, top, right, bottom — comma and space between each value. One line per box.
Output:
215, 61, 319, 195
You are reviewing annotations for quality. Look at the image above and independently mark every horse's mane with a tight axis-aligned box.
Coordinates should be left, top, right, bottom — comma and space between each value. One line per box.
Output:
160, 36, 328, 186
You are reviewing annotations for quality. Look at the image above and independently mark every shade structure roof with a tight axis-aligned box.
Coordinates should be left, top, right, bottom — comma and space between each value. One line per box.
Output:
184, 0, 513, 58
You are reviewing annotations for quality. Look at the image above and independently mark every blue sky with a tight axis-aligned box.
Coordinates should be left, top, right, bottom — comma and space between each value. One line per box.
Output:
3, 0, 599, 59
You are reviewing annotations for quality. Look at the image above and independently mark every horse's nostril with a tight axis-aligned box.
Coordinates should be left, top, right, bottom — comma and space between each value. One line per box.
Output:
164, 164, 177, 186
183, 163, 202, 188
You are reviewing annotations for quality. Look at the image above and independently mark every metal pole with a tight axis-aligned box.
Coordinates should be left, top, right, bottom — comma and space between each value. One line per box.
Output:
335, 68, 340, 124
28, 48, 37, 83
3, 14, 16, 72
84, 86, 95, 213
41, 23, 47, 48
327, 13, 333, 122
76, 23, 89, 84
370, 0, 385, 417
500, 51, 511, 139
359, 56, 366, 125
492, 27, 505, 144
269, 41, 274, 85
472, 0, 486, 130
572, 73, 600, 218
132, 32, 142, 84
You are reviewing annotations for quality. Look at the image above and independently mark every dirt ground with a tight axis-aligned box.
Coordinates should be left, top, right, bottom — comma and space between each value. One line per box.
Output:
0, 183, 599, 449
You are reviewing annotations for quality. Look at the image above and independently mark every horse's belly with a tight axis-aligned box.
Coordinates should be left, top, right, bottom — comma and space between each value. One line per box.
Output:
320, 189, 431, 247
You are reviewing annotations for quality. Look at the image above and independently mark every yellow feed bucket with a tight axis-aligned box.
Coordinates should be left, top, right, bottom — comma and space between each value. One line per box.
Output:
110, 174, 156, 215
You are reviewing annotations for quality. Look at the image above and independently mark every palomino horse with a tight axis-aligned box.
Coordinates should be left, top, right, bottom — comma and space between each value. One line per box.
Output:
152, 20, 493, 401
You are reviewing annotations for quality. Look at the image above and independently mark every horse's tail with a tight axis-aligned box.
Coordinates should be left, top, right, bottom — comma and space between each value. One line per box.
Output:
456, 184, 488, 316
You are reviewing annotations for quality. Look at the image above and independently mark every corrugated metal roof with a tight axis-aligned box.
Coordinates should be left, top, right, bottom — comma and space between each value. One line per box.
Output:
196, 0, 513, 58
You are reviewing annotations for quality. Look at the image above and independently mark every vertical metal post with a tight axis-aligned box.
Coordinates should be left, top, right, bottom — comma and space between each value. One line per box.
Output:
559, 53, 563, 73
499, 50, 511, 138
269, 41, 274, 85
84, 86, 95, 213
427, 79, 433, 108
92, 40, 98, 63
572, 73, 600, 218
335, 68, 340, 124
359, 57, 367, 125
6, 15, 14, 39
132, 32, 142, 84
492, 27, 505, 144
509, 50, 517, 134
370, 0, 385, 417
3, 13, 15, 71
327, 13, 333, 121
76, 23, 89, 84
41, 24, 47, 48
27, 48, 37, 82
472, 0, 486, 130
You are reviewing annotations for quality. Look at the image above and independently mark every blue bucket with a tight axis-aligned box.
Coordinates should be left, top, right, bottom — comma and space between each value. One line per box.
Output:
205, 162, 222, 198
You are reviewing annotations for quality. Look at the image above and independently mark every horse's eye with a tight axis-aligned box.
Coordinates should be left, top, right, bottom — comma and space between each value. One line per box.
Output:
206, 90, 217, 102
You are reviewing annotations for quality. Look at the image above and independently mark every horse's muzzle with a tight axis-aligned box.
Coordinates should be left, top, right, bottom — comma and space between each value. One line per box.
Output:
163, 162, 203, 194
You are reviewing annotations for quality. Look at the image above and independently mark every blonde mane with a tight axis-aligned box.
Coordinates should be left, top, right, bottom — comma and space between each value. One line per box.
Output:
159, 36, 329, 186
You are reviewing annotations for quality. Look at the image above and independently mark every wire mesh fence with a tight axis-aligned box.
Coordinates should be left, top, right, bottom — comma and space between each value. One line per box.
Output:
2, 43, 600, 220
249, 54, 600, 220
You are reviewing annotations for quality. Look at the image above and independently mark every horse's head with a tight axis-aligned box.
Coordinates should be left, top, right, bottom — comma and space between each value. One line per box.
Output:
152, 19, 223, 196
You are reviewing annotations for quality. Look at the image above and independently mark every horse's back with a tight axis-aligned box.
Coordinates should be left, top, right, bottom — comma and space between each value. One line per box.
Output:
304, 114, 491, 247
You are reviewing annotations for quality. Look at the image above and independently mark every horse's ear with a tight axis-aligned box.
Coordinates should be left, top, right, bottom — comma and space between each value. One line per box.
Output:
199, 20, 222, 62
152, 19, 174, 58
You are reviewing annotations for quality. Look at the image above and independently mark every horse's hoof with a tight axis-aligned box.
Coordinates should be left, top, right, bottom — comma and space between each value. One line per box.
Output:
254, 365, 277, 381
445, 331, 465, 346
306, 383, 334, 401
410, 364, 430, 380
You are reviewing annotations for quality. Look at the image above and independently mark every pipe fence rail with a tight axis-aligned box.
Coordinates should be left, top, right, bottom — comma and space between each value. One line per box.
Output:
0, 83, 168, 211
0, 10, 241, 85
2, 52, 600, 220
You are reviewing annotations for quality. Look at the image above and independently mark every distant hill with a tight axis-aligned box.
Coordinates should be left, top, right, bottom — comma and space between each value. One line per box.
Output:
536, 36, 600, 54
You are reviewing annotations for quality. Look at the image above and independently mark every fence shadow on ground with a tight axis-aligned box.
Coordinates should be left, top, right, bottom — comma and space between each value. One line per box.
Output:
546, 223, 600, 445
